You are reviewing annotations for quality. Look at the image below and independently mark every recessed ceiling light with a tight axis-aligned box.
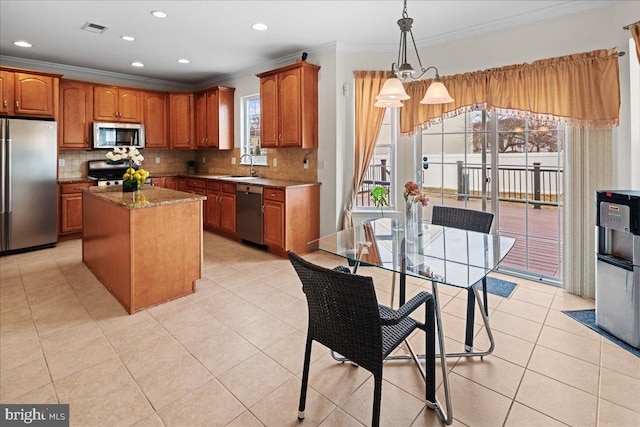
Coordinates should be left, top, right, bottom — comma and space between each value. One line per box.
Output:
13, 41, 32, 48
177, 59, 190, 64
151, 10, 168, 18
131, 62, 144, 68
252, 23, 268, 31
121, 35, 135, 42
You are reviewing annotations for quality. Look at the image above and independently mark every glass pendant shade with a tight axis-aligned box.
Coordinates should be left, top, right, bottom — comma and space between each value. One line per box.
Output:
420, 81, 454, 104
376, 77, 410, 100
374, 99, 404, 108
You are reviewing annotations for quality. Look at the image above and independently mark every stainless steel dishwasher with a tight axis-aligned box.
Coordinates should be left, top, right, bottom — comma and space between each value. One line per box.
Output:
236, 184, 264, 245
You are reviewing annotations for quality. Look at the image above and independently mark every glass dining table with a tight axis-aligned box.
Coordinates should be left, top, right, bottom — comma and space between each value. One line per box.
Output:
306, 218, 515, 425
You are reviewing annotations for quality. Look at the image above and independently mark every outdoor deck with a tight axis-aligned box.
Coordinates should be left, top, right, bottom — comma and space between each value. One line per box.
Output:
423, 197, 563, 280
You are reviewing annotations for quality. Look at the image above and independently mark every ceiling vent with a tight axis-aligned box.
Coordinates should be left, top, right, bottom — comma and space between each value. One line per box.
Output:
81, 22, 108, 34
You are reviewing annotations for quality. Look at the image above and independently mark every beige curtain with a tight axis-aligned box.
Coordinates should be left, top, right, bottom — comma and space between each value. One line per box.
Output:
630, 21, 640, 64
401, 48, 621, 134
563, 128, 612, 298
402, 70, 488, 135
343, 71, 388, 229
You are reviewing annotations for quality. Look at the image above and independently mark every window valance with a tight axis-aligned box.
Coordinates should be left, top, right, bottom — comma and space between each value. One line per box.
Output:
400, 48, 621, 135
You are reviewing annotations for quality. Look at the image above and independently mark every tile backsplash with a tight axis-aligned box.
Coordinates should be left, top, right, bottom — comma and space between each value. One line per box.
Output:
58, 148, 317, 182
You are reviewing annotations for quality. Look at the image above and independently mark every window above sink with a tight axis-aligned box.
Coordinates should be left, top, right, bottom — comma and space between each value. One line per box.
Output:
241, 94, 268, 166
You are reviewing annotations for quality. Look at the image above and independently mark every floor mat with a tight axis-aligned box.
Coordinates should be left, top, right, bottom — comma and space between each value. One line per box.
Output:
562, 309, 640, 358
478, 277, 517, 298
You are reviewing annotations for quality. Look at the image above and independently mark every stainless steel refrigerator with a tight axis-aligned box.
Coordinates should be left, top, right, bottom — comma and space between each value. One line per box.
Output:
1, 118, 58, 254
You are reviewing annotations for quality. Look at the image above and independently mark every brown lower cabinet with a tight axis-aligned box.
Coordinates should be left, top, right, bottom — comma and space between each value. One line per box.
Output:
59, 182, 94, 239
204, 181, 236, 236
263, 185, 319, 256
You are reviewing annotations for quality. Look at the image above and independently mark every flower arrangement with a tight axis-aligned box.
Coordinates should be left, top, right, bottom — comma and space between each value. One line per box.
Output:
105, 146, 150, 192
403, 181, 429, 212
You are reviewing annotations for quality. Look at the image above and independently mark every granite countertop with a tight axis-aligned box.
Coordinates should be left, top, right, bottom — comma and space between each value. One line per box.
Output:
179, 173, 321, 189
81, 185, 206, 209
58, 177, 95, 184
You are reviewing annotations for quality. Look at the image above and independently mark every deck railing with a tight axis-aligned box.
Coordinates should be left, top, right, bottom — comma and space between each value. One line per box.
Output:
356, 160, 390, 207
457, 161, 563, 208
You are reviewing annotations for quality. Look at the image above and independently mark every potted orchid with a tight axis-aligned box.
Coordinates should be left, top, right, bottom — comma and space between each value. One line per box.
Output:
105, 146, 150, 192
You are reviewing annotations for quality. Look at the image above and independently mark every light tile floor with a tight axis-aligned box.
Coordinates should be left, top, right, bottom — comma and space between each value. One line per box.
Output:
1, 233, 639, 427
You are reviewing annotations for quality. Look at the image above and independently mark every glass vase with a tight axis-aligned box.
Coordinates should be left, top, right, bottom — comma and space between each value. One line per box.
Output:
122, 178, 138, 192
405, 202, 420, 245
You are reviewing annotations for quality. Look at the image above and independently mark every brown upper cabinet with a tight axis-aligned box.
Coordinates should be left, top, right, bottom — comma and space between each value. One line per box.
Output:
0, 67, 60, 118
94, 86, 142, 122
195, 86, 234, 150
59, 80, 93, 149
256, 60, 319, 149
169, 93, 194, 149
143, 91, 169, 149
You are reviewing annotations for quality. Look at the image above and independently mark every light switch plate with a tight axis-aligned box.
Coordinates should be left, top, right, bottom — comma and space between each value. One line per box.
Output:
202, 156, 206, 164
58, 159, 65, 167
155, 157, 161, 164
272, 158, 278, 167
232, 157, 236, 165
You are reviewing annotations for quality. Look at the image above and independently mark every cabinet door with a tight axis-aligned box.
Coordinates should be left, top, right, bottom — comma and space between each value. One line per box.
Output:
151, 177, 166, 187
205, 90, 219, 148
59, 81, 93, 149
278, 68, 301, 147
264, 199, 285, 248
217, 87, 234, 150
259, 75, 279, 147
14, 73, 54, 117
94, 87, 119, 121
118, 89, 142, 122
61, 193, 84, 233
220, 192, 236, 234
205, 189, 221, 228
169, 93, 194, 149
0, 71, 13, 115
195, 92, 208, 148
165, 178, 179, 190
143, 92, 168, 149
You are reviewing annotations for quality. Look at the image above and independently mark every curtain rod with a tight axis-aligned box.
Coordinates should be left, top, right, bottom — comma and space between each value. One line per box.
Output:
623, 22, 638, 30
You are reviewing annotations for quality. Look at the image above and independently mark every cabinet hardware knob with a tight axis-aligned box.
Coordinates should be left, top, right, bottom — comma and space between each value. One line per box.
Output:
15, 101, 19, 108
3, 100, 6, 107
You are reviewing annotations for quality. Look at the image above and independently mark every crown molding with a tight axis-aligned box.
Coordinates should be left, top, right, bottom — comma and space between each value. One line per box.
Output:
0, 55, 193, 91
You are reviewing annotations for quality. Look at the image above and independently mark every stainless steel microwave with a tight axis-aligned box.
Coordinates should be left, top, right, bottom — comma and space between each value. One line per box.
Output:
93, 122, 145, 149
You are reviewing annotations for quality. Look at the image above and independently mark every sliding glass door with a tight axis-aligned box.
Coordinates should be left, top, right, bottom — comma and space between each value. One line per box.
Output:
421, 110, 564, 284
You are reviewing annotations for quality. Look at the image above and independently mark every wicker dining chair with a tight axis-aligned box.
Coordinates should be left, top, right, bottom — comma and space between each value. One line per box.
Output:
431, 206, 494, 350
288, 252, 436, 427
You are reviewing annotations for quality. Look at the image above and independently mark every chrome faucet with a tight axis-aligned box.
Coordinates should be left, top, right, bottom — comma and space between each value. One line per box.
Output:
239, 154, 256, 177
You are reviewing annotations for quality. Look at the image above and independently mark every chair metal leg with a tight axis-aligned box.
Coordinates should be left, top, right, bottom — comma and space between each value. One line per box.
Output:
298, 337, 313, 420
372, 374, 383, 427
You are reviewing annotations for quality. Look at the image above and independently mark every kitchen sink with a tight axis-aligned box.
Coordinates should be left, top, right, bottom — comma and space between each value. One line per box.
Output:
230, 176, 260, 180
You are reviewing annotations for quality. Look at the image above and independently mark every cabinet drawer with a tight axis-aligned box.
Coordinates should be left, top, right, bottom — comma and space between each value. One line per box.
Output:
221, 183, 236, 194
264, 188, 285, 202
185, 178, 206, 189
206, 180, 221, 191
60, 182, 92, 194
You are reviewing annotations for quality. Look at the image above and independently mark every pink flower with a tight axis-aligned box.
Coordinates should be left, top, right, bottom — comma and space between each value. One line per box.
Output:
404, 181, 420, 196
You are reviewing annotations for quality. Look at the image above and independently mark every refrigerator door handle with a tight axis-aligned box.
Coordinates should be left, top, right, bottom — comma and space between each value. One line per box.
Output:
1, 125, 5, 213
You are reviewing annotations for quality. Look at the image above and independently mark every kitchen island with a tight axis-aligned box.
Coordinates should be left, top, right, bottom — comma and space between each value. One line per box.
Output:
81, 186, 205, 314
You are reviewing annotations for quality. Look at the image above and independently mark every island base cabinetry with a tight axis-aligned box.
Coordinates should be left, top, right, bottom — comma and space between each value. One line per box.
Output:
82, 193, 202, 314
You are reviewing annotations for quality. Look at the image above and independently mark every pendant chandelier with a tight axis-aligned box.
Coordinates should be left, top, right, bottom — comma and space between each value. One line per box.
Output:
376, 0, 454, 107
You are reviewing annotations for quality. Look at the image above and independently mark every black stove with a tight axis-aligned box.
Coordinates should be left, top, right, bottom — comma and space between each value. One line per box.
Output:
87, 160, 133, 187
